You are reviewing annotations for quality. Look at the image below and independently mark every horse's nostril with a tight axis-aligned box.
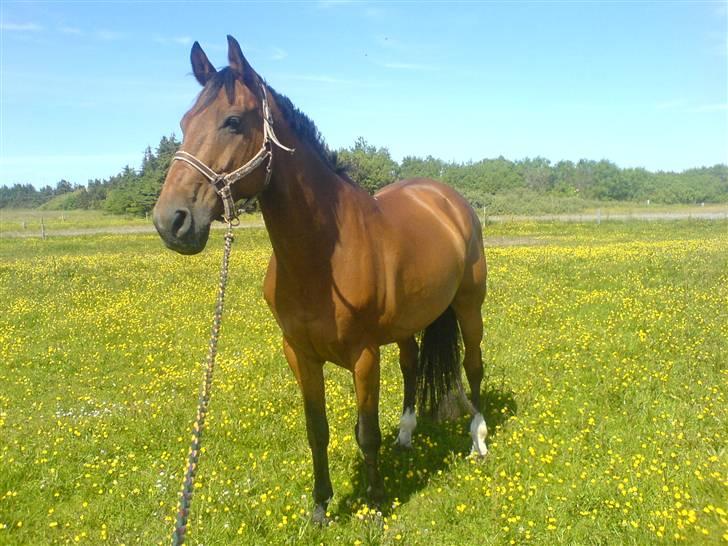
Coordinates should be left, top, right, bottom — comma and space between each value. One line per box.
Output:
171, 209, 190, 237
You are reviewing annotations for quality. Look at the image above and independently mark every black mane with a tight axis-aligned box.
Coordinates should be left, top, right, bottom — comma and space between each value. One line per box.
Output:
197, 68, 347, 176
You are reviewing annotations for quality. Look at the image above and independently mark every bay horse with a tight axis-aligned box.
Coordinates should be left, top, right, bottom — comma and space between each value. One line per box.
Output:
153, 36, 488, 523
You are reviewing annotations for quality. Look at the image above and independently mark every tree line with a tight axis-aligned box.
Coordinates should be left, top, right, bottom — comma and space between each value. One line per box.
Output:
0, 136, 180, 214
339, 138, 727, 214
1, 135, 726, 215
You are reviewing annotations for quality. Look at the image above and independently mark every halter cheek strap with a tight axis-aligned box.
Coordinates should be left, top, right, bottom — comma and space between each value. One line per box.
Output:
172, 84, 295, 224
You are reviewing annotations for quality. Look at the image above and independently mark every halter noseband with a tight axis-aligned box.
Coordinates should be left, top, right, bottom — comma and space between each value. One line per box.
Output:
172, 84, 295, 223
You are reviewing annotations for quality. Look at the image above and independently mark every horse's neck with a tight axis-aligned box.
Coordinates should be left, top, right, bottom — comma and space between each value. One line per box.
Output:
258, 136, 371, 277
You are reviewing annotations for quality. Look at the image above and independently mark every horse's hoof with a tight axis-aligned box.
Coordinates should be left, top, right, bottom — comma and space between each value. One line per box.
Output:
395, 409, 416, 449
469, 445, 489, 459
393, 437, 413, 450
311, 504, 329, 526
470, 413, 488, 457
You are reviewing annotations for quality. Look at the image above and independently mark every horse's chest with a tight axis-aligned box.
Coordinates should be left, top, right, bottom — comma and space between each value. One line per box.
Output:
263, 267, 374, 363
277, 305, 365, 365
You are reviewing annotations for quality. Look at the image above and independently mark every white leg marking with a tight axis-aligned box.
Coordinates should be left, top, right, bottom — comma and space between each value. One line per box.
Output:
470, 413, 488, 457
395, 408, 417, 448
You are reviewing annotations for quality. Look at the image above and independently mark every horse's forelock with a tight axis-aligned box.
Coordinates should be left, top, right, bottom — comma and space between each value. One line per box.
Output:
196, 68, 244, 112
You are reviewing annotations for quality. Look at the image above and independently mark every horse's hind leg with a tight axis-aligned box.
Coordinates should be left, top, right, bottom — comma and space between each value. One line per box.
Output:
452, 288, 488, 456
395, 337, 418, 448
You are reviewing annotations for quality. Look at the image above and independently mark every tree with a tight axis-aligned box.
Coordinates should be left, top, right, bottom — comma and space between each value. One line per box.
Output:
54, 179, 74, 195
337, 137, 399, 194
552, 160, 579, 196
0, 183, 44, 208
2, 132, 727, 212
102, 135, 181, 216
400, 155, 445, 180
519, 157, 554, 192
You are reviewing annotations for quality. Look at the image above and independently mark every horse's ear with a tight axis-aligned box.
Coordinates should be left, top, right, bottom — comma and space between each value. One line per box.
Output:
227, 35, 258, 85
191, 41, 216, 86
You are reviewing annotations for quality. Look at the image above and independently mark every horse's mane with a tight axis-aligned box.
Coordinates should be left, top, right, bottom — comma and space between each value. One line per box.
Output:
197, 67, 349, 178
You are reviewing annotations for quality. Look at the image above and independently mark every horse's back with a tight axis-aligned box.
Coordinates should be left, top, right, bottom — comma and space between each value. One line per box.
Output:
371, 178, 485, 339
377, 176, 478, 225
375, 177, 483, 263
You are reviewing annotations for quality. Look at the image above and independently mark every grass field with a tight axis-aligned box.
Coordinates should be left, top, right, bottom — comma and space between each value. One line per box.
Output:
0, 209, 263, 234
0, 208, 151, 233
2, 204, 726, 236
0, 219, 726, 545
580, 203, 728, 215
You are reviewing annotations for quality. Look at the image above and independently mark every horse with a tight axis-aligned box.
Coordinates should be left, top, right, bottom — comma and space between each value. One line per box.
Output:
153, 35, 488, 523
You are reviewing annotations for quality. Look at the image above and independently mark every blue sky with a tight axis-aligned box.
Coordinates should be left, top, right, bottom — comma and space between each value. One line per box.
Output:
1, 1, 726, 187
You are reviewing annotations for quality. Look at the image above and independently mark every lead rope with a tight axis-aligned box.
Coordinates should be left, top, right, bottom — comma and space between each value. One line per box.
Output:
171, 223, 235, 546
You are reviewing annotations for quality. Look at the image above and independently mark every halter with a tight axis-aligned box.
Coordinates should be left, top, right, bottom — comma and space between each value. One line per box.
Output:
172, 84, 295, 223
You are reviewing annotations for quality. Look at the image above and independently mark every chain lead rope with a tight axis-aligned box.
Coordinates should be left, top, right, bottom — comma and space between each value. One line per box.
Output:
172, 224, 235, 546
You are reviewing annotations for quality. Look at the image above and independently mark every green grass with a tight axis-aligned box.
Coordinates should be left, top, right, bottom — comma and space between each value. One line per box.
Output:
0, 208, 151, 232
0, 221, 726, 545
2, 205, 724, 237
37, 190, 87, 211
582, 203, 728, 215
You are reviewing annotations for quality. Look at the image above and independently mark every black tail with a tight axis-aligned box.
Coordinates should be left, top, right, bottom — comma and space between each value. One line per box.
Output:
417, 306, 462, 417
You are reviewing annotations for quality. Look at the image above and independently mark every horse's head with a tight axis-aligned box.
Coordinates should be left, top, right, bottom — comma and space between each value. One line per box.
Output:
153, 36, 271, 254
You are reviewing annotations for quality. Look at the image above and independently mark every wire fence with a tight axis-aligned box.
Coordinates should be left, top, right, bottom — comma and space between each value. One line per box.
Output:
1, 209, 727, 239
482, 209, 728, 224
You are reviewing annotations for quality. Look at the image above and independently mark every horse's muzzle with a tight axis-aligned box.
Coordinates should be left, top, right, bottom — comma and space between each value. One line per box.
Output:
153, 204, 209, 255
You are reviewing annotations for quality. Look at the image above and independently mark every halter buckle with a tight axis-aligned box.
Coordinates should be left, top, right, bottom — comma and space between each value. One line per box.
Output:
212, 176, 227, 192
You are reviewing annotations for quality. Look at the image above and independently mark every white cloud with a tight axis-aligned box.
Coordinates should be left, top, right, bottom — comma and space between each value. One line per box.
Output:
281, 74, 356, 85
0, 153, 138, 165
687, 103, 728, 113
155, 35, 191, 46
95, 29, 123, 41
364, 6, 385, 18
380, 61, 437, 71
0, 22, 43, 32
316, 0, 355, 8
705, 29, 728, 57
655, 99, 728, 114
59, 26, 82, 35
315, 0, 383, 17
271, 47, 288, 61
655, 99, 686, 110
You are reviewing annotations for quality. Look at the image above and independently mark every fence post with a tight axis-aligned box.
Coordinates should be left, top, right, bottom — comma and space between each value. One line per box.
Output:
41, 217, 46, 240
597, 208, 601, 225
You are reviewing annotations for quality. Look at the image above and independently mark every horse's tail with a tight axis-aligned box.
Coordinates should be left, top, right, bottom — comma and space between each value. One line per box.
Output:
417, 306, 462, 417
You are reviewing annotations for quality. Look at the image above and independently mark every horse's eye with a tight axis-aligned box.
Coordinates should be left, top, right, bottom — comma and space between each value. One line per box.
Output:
223, 116, 242, 132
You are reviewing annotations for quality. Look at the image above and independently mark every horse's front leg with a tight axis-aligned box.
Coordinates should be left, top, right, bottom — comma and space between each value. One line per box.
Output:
283, 339, 332, 524
351, 346, 384, 504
